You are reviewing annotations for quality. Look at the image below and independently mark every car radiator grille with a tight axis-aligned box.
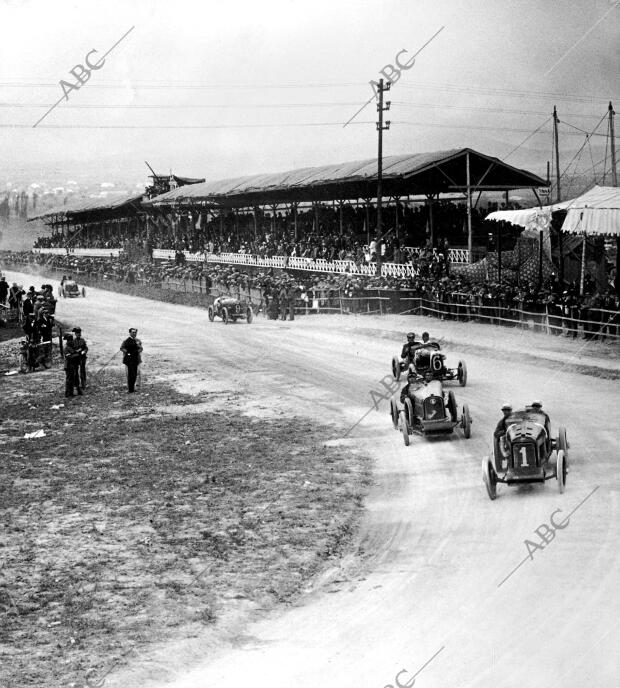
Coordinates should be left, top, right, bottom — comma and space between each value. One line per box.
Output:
424, 396, 445, 420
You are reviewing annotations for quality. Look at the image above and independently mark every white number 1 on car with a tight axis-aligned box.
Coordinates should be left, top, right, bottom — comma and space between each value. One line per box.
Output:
519, 446, 529, 467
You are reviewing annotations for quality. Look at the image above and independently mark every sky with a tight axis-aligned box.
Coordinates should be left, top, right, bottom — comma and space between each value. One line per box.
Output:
0, 0, 619, 194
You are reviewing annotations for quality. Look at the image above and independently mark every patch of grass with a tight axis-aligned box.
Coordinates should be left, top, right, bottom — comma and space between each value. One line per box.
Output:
0, 370, 369, 688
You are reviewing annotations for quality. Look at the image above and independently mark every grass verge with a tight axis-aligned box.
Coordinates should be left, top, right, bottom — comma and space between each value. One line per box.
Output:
0, 361, 370, 688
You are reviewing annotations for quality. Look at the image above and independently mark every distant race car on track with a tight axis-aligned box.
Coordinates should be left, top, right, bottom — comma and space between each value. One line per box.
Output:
483, 406, 569, 500
208, 297, 253, 324
59, 280, 86, 298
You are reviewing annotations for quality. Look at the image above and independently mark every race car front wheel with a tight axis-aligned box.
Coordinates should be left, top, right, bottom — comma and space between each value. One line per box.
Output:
482, 456, 497, 500
400, 411, 410, 446
556, 450, 566, 494
222, 307, 229, 324
392, 355, 401, 381
207, 306, 214, 322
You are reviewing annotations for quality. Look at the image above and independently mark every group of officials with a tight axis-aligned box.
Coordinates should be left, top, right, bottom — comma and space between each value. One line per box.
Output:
62, 327, 143, 397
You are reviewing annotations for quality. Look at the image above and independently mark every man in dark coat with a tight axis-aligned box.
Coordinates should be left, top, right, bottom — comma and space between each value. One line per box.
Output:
63, 334, 82, 397
120, 327, 142, 393
72, 327, 88, 387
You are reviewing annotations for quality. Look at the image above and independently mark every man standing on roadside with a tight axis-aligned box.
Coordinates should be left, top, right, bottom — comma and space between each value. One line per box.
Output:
120, 327, 142, 393
0, 275, 8, 306
72, 327, 88, 388
63, 333, 83, 397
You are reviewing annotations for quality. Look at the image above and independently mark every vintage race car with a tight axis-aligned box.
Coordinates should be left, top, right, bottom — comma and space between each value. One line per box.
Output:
59, 280, 86, 298
392, 342, 467, 386
482, 409, 568, 500
208, 297, 253, 324
389, 378, 472, 446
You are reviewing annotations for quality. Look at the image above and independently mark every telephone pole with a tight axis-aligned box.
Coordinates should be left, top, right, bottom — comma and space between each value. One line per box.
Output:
609, 102, 619, 296
376, 78, 391, 270
553, 106, 564, 283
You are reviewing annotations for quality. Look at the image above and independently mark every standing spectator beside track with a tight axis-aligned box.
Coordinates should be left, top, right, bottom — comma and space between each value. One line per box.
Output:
63, 333, 83, 397
36, 308, 54, 369
120, 328, 142, 393
0, 275, 8, 306
72, 327, 88, 388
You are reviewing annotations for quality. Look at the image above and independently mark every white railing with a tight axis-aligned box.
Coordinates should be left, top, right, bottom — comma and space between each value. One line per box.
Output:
33, 247, 122, 257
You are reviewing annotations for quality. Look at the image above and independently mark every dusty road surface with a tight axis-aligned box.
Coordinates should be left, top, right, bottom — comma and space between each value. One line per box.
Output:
6, 270, 620, 688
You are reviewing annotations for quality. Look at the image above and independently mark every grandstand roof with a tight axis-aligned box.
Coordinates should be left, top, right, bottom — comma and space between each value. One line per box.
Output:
145, 148, 547, 208
28, 192, 144, 223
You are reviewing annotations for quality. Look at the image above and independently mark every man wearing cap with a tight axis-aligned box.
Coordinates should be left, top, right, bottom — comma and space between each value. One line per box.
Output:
72, 327, 88, 388
527, 400, 552, 448
493, 404, 513, 470
63, 333, 83, 397
120, 328, 142, 393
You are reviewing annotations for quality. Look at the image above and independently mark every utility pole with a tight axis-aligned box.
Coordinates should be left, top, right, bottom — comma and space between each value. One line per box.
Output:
376, 78, 391, 271
609, 102, 619, 296
553, 106, 564, 283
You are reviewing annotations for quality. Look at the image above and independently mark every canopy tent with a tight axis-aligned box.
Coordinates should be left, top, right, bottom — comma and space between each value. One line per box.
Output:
485, 185, 620, 293
485, 185, 620, 235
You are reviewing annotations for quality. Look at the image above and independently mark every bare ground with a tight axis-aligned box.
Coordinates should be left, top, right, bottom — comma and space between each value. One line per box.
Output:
0, 350, 370, 688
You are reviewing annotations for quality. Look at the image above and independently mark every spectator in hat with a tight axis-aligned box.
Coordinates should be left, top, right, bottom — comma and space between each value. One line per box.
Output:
63, 333, 82, 397
120, 327, 142, 393
72, 327, 88, 388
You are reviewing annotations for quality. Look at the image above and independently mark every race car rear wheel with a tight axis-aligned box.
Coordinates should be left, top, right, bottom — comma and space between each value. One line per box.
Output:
390, 397, 399, 429
207, 306, 215, 322
447, 391, 458, 422
462, 404, 472, 439
400, 411, 410, 446
222, 307, 229, 324
458, 360, 467, 387
557, 450, 566, 493
392, 355, 401, 381
557, 426, 568, 461
482, 456, 497, 500
246, 306, 254, 324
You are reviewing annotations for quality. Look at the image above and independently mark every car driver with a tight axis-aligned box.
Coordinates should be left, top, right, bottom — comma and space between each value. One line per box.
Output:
493, 403, 512, 464
401, 332, 420, 361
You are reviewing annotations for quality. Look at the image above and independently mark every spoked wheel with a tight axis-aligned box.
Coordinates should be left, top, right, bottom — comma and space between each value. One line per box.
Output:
390, 397, 399, 429
19, 352, 29, 374
246, 307, 254, 324
557, 426, 568, 462
81, 287, 86, 297
447, 390, 458, 422
556, 450, 566, 494
482, 456, 497, 500
404, 397, 414, 429
400, 411, 410, 446
222, 307, 229, 324
392, 355, 401, 381
208, 306, 215, 322
458, 360, 467, 387
462, 403, 472, 439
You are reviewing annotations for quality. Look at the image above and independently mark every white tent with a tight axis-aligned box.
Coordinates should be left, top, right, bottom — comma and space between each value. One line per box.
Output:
485, 185, 620, 293
485, 185, 620, 235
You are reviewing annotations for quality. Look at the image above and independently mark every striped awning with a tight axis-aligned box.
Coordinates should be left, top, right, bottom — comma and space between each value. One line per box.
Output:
485, 185, 620, 236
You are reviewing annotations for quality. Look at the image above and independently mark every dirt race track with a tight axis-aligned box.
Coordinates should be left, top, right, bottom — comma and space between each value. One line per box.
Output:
4, 270, 620, 688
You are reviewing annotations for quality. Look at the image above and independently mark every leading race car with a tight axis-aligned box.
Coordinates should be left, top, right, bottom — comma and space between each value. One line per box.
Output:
208, 297, 253, 324
59, 280, 86, 298
482, 407, 569, 500
389, 374, 472, 446
392, 342, 467, 387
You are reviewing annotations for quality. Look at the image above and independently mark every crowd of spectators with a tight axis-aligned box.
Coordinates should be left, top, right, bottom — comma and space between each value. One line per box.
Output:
31, 199, 521, 265
2, 248, 618, 340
